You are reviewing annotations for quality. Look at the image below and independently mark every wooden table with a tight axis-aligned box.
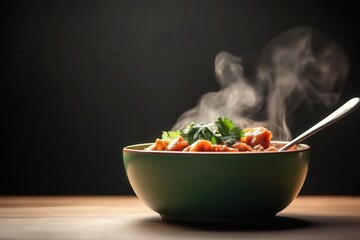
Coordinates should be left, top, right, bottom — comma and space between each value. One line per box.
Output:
0, 196, 359, 239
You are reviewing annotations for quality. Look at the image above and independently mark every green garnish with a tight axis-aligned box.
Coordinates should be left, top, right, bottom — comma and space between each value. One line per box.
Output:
215, 117, 244, 146
181, 122, 220, 145
161, 130, 181, 142
162, 117, 244, 146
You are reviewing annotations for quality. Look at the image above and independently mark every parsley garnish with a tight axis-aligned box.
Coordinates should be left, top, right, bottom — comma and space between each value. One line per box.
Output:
181, 122, 220, 145
215, 117, 244, 146
162, 117, 244, 146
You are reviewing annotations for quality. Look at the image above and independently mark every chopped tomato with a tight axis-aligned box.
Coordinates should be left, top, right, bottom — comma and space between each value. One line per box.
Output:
241, 127, 272, 149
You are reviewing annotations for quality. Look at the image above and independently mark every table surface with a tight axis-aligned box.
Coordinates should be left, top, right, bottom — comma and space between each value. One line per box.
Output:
0, 196, 359, 240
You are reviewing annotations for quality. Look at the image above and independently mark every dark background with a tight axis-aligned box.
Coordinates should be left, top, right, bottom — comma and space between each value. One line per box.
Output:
1, 0, 359, 195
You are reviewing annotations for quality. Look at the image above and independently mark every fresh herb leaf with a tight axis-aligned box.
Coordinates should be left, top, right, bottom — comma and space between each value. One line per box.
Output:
180, 122, 220, 145
216, 117, 244, 146
216, 117, 234, 135
161, 117, 244, 146
161, 130, 181, 142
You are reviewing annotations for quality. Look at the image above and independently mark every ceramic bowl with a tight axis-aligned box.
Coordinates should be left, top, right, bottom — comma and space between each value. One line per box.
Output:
123, 142, 310, 222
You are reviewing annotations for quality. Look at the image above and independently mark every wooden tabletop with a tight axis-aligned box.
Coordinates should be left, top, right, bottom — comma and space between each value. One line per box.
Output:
0, 196, 359, 240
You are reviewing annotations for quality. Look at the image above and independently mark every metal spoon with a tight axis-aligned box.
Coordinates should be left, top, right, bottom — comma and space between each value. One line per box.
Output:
280, 97, 360, 151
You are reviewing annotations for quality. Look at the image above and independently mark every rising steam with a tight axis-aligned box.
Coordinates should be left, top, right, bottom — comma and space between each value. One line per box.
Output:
172, 27, 349, 140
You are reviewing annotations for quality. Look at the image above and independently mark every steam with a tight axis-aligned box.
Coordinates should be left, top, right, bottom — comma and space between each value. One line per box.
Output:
172, 27, 349, 140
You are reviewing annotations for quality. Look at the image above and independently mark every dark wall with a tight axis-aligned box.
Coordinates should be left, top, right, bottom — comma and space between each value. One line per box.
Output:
1, 0, 359, 195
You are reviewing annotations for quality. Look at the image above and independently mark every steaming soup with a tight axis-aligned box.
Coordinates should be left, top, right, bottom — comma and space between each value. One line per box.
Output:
145, 117, 285, 152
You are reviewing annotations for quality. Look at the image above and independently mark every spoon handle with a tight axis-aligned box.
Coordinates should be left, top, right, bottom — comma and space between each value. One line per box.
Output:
280, 97, 360, 151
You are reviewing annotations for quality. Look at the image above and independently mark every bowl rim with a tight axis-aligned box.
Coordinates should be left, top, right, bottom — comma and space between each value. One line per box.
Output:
123, 141, 310, 155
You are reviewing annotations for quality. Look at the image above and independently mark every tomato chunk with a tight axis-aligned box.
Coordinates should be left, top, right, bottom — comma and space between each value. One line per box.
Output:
241, 127, 272, 149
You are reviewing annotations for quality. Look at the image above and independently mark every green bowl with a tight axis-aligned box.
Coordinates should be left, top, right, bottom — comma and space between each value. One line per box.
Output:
123, 142, 310, 222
